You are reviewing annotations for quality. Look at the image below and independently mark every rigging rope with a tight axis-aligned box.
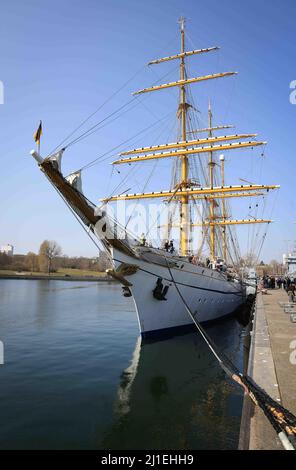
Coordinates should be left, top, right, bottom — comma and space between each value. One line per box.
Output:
163, 255, 296, 450
76, 111, 173, 173
49, 32, 180, 155
48, 66, 147, 155
51, 65, 180, 154
123, 116, 177, 232
43, 156, 291, 450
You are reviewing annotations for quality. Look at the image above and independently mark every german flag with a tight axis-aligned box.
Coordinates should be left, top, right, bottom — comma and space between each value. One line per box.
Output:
34, 120, 42, 144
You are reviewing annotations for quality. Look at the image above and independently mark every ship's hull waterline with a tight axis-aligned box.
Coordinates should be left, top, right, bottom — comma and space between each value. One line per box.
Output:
112, 248, 246, 336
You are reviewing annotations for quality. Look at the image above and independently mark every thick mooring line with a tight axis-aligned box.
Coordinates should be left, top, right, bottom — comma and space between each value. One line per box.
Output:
163, 257, 296, 451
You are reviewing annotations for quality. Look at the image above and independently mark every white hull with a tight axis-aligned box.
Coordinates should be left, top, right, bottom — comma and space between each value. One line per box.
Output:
112, 248, 246, 336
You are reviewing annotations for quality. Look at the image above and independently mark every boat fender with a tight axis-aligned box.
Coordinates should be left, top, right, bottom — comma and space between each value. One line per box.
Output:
153, 277, 169, 301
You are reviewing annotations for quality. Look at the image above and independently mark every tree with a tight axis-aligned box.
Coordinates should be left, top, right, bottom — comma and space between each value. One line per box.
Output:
269, 259, 283, 275
97, 251, 112, 271
25, 252, 39, 272
237, 253, 257, 268
0, 253, 11, 268
38, 240, 62, 274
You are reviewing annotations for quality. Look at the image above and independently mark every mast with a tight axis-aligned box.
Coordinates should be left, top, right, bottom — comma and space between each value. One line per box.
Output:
208, 102, 216, 260
30, 20, 280, 271
179, 16, 189, 256
220, 154, 227, 261
110, 20, 277, 260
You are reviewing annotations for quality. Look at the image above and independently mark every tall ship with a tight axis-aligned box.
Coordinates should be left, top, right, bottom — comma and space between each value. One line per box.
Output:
30, 18, 279, 336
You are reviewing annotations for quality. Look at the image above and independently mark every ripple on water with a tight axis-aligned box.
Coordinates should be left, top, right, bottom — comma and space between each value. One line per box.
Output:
0, 279, 247, 449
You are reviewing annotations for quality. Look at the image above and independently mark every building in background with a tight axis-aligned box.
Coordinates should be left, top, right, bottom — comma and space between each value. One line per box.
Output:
283, 250, 296, 277
0, 244, 14, 256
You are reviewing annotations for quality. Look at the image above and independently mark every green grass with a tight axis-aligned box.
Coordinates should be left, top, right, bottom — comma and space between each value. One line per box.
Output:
57, 268, 106, 277
0, 268, 107, 277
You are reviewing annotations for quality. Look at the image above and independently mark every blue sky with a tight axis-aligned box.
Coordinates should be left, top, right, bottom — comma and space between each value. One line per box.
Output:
0, 0, 295, 261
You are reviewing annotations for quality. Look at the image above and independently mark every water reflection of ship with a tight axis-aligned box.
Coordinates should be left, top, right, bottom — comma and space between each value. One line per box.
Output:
101, 309, 252, 450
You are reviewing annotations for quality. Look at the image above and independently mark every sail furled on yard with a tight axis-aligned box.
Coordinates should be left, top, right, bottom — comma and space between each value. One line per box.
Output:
119, 134, 257, 156
113, 141, 267, 165
148, 46, 220, 65
133, 72, 238, 95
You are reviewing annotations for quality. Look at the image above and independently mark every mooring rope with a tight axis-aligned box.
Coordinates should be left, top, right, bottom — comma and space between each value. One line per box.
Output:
36, 160, 296, 449
163, 255, 296, 451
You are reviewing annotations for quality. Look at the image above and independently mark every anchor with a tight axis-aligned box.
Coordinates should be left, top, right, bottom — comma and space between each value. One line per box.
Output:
153, 277, 169, 301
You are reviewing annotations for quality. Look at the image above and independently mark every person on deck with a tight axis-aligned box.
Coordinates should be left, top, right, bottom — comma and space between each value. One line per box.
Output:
139, 233, 146, 246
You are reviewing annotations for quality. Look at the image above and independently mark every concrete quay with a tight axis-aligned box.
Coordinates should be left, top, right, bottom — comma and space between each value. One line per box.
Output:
239, 289, 296, 450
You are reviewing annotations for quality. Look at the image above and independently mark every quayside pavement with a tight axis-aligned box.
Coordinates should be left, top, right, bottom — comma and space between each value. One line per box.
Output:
239, 288, 296, 450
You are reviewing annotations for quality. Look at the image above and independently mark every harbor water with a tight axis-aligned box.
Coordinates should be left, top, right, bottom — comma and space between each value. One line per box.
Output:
0, 279, 249, 449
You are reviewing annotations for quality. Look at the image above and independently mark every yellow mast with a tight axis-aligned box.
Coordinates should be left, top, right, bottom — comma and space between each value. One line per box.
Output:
220, 154, 227, 261
208, 102, 216, 260
179, 17, 189, 256
103, 20, 279, 261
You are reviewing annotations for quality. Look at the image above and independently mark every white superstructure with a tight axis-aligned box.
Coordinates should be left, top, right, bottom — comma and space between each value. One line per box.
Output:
283, 252, 296, 277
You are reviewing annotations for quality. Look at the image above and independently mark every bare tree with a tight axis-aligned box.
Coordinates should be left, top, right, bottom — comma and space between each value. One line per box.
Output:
0, 253, 11, 268
236, 253, 257, 268
269, 259, 284, 275
38, 240, 62, 274
97, 251, 112, 271
25, 252, 39, 272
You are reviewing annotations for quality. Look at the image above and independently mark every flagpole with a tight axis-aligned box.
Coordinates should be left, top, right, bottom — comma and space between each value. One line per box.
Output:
34, 120, 42, 155
38, 119, 42, 154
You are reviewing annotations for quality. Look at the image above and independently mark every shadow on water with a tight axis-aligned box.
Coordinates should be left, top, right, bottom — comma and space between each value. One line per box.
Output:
100, 298, 254, 450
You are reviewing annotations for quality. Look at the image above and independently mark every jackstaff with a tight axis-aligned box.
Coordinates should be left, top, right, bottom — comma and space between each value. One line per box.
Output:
34, 120, 42, 152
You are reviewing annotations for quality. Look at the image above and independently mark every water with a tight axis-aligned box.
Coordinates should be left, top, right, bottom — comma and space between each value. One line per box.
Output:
0, 279, 249, 450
